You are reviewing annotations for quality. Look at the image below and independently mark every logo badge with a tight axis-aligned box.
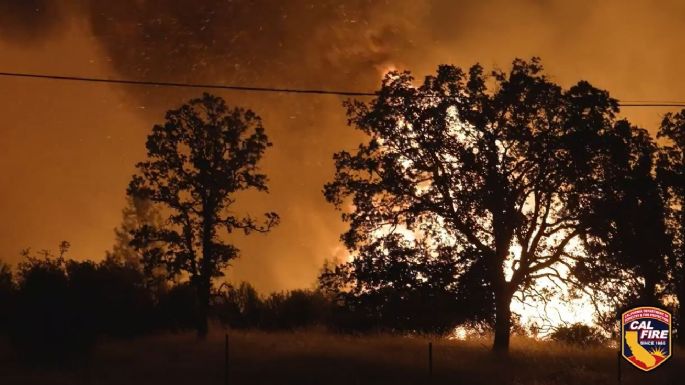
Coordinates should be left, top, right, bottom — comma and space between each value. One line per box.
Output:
621, 306, 672, 371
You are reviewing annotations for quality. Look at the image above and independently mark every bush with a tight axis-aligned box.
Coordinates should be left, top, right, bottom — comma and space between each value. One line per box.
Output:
156, 282, 198, 331
7, 246, 159, 363
10, 251, 87, 362
262, 290, 330, 330
0, 261, 13, 332
68, 259, 155, 337
213, 282, 264, 328
549, 323, 607, 346
214, 283, 332, 330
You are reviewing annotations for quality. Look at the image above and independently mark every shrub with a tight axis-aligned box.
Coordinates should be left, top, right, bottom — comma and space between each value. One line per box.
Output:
549, 323, 607, 346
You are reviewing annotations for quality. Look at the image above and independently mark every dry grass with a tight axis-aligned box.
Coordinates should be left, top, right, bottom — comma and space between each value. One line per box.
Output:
1, 329, 684, 384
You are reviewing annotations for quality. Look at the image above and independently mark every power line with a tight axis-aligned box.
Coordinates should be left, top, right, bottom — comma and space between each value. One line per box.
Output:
0, 71, 376, 97
619, 104, 685, 107
1, 71, 685, 107
620, 100, 685, 104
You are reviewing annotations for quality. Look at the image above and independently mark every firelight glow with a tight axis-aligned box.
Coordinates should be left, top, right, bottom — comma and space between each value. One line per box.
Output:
362, 222, 599, 337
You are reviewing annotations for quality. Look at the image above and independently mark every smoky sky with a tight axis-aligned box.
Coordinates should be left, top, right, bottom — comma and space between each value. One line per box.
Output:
1, 0, 684, 292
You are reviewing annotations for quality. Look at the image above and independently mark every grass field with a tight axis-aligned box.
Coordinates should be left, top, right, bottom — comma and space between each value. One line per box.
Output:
1, 329, 684, 385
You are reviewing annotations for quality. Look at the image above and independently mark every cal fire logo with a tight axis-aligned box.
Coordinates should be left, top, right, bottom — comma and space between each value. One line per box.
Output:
621, 306, 672, 371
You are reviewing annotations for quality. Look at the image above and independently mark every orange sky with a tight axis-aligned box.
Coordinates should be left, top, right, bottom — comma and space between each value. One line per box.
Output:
1, 0, 684, 293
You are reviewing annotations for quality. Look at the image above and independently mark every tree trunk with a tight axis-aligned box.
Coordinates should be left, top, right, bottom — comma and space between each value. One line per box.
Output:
676, 272, 685, 345
642, 274, 658, 306
196, 278, 211, 339
493, 288, 513, 352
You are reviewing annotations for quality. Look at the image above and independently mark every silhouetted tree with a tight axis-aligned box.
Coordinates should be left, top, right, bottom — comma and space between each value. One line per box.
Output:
657, 110, 685, 341
575, 121, 669, 310
325, 58, 625, 351
0, 260, 13, 332
129, 93, 279, 337
0, 261, 11, 288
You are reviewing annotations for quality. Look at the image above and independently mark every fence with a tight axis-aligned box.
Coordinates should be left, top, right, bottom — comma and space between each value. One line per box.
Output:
221, 334, 629, 385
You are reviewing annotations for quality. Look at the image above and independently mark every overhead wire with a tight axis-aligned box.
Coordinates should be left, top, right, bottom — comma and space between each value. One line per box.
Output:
1, 71, 685, 107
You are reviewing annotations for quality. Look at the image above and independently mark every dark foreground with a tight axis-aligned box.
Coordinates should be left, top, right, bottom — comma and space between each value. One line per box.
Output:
1, 330, 684, 385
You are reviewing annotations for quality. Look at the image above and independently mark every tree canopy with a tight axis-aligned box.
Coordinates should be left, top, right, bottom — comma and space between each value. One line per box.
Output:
657, 110, 685, 340
325, 58, 640, 350
575, 120, 669, 315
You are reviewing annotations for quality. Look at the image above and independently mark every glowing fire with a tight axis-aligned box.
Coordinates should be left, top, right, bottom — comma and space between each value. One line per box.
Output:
348, 223, 600, 337
505, 237, 600, 336
376, 62, 398, 77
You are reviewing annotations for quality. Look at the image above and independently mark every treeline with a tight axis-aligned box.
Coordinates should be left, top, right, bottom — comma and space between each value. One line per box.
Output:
0, 246, 500, 362
0, 248, 333, 361
0, 246, 182, 361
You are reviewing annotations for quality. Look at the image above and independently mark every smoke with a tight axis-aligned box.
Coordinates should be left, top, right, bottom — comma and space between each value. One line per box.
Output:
74, 0, 431, 291
0, 0, 68, 43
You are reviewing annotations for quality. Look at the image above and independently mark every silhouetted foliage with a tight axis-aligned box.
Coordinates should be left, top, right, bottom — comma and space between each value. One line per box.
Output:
0, 260, 14, 332
212, 282, 332, 330
549, 323, 607, 346
657, 110, 685, 342
217, 282, 264, 328
571, 120, 670, 332
262, 289, 331, 330
156, 282, 199, 331
128, 93, 279, 337
7, 243, 162, 363
319, 236, 493, 333
9, 242, 90, 362
85, 257, 156, 337
324, 58, 634, 351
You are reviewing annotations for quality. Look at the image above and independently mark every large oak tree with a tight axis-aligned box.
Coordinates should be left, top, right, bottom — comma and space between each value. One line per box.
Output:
325, 58, 623, 350
129, 93, 278, 337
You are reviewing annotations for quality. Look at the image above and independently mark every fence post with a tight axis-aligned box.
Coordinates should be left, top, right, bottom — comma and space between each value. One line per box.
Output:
225, 333, 229, 385
428, 341, 433, 379
616, 350, 621, 384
